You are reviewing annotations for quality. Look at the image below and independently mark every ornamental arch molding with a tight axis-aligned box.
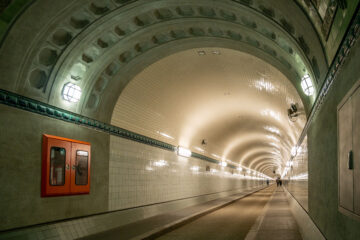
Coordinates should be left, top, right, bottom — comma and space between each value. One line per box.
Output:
0, 0, 327, 122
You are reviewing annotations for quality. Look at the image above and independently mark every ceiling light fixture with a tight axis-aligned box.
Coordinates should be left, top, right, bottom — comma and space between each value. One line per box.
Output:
190, 166, 199, 172
153, 160, 168, 167
177, 146, 191, 158
301, 74, 314, 96
220, 161, 227, 167
62, 82, 82, 103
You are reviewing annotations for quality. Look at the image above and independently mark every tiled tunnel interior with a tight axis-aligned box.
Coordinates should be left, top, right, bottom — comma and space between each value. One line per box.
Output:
0, 0, 360, 239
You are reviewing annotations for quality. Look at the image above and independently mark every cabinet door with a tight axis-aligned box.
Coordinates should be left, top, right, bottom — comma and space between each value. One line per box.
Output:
338, 97, 354, 211
42, 136, 71, 196
353, 88, 360, 215
70, 143, 91, 194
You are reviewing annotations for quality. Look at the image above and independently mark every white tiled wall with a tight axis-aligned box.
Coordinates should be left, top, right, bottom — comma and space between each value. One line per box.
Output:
0, 135, 265, 240
284, 136, 309, 211
109, 136, 263, 211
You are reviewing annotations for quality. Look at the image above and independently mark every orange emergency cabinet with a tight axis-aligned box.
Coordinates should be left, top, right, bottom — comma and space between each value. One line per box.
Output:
41, 134, 91, 197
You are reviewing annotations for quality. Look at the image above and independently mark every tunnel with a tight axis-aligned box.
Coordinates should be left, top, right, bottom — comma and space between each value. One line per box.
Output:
0, 0, 360, 239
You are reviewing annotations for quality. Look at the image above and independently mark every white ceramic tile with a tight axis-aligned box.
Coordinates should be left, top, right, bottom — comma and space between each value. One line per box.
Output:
109, 136, 265, 211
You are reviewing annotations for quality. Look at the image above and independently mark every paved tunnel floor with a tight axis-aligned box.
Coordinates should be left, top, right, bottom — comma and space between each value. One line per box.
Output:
82, 186, 302, 240
156, 185, 278, 240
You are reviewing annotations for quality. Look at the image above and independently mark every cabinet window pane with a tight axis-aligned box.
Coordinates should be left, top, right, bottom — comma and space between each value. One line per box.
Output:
75, 150, 88, 185
50, 147, 66, 186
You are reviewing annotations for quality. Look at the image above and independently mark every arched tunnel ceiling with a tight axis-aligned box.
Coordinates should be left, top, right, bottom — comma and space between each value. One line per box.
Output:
111, 48, 306, 177
0, 0, 327, 125
0, 0, 335, 178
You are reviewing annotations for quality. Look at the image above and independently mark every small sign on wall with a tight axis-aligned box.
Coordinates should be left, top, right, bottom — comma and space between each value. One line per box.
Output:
41, 134, 91, 197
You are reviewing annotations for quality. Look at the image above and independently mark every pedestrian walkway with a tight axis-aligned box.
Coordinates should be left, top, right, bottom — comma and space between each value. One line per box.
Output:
81, 186, 267, 240
81, 185, 302, 240
245, 187, 302, 240
156, 186, 275, 240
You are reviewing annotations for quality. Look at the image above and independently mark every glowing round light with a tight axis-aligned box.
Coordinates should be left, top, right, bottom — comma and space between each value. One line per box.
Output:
62, 82, 82, 103
220, 161, 227, 167
301, 74, 314, 96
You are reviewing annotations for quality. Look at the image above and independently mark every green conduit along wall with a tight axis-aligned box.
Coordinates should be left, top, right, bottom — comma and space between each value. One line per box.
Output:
0, 88, 232, 169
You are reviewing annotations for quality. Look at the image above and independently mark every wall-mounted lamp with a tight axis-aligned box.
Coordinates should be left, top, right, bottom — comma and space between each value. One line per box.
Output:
301, 74, 314, 96
62, 82, 82, 103
190, 166, 199, 172
220, 161, 227, 167
154, 160, 168, 167
177, 146, 191, 158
